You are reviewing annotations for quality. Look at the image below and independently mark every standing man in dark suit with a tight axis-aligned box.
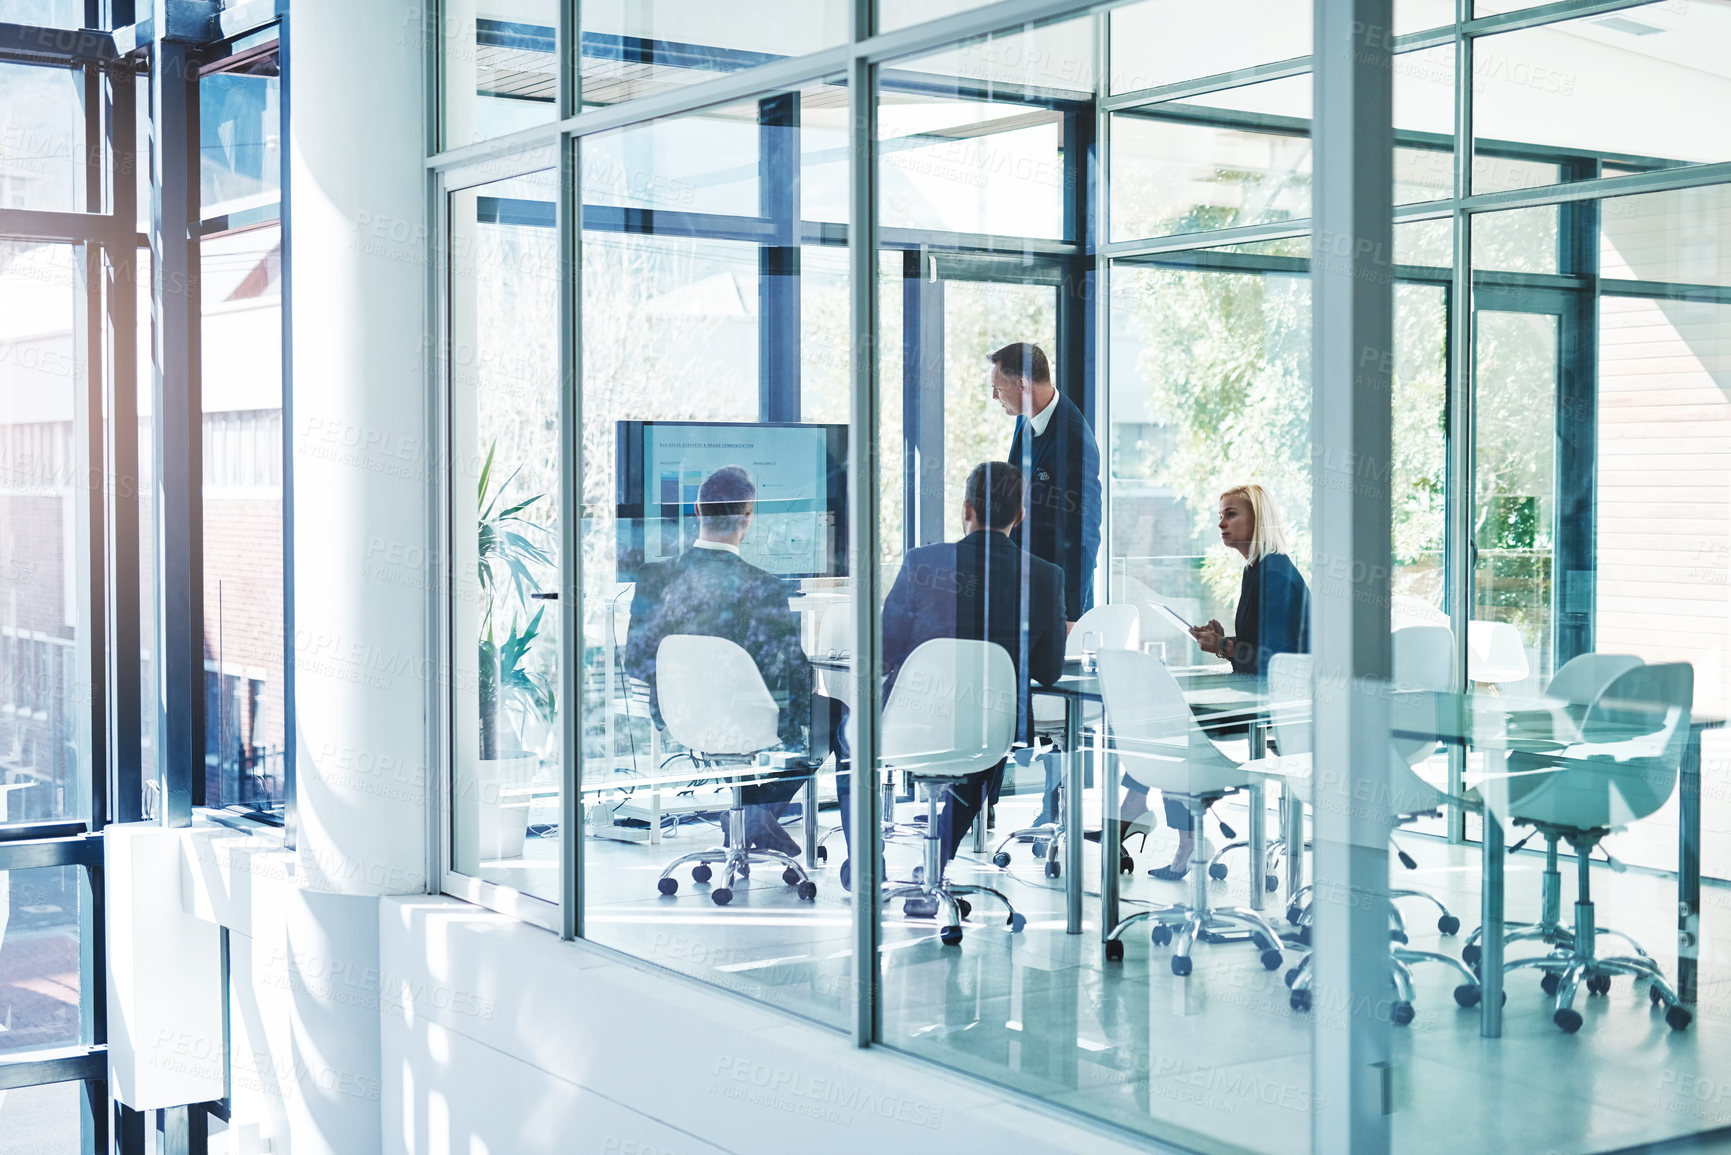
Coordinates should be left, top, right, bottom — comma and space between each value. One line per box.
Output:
834, 462, 1066, 906
990, 342, 1102, 626
624, 466, 815, 857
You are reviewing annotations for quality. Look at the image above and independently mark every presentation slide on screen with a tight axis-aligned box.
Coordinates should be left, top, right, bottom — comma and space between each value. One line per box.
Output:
643, 423, 833, 577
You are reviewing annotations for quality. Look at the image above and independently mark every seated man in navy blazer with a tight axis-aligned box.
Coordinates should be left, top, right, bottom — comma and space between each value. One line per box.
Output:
624, 466, 815, 857
837, 462, 1066, 910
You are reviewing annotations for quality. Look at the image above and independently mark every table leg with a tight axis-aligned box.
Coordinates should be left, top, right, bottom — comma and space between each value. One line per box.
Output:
1101, 720, 1119, 944
805, 775, 819, 864
1065, 707, 1084, 935
972, 803, 986, 853
1283, 782, 1303, 909
1679, 728, 1702, 1007
1480, 813, 1504, 1038
1247, 781, 1266, 913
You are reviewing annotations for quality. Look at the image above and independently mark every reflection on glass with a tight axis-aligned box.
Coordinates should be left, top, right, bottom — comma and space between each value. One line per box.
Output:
1109, 112, 1311, 241
0, 63, 88, 213
0, 867, 81, 1056
578, 85, 855, 1030
201, 55, 281, 219
1602, 184, 1731, 286
1473, 1, 1731, 194
1109, 0, 1309, 94
1471, 204, 1559, 274
440, 0, 558, 147
0, 0, 83, 28
200, 225, 285, 813
450, 170, 562, 900
0, 243, 81, 825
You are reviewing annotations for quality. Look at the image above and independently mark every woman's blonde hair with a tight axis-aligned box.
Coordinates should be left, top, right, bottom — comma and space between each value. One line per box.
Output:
1220, 483, 1291, 563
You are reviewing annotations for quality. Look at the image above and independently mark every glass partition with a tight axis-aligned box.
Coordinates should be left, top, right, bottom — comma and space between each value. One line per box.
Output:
439, 1, 559, 147
449, 169, 564, 902
576, 82, 857, 1029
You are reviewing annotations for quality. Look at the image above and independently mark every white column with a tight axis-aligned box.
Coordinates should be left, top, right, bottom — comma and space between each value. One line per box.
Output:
288, 0, 430, 896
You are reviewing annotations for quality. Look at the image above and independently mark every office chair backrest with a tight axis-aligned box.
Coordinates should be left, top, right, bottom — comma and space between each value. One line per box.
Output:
1546, 653, 1643, 707
1385, 625, 1457, 815
1096, 647, 1244, 796
1266, 652, 1314, 759
656, 635, 781, 757
1468, 619, 1530, 684
1065, 603, 1142, 658
1493, 662, 1694, 833
881, 638, 1016, 779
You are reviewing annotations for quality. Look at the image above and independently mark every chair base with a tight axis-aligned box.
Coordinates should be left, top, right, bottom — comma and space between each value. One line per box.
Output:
890, 780, 1026, 944
655, 791, 815, 904
1285, 941, 1483, 1024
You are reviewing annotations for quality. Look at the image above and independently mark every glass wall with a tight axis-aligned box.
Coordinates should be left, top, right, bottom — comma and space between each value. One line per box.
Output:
432, 1, 1731, 1151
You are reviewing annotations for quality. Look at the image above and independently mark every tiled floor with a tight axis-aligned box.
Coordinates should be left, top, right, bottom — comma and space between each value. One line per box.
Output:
488, 787, 1731, 1155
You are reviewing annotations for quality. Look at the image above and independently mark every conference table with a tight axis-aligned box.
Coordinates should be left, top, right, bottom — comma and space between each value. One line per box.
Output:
1039, 665, 1720, 1038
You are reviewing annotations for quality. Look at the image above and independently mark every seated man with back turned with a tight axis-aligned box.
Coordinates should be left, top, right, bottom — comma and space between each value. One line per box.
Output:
624, 465, 815, 858
836, 461, 1065, 910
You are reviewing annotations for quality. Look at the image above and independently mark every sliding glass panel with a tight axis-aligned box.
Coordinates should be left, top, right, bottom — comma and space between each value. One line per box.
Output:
0, 242, 81, 826
449, 169, 563, 902
1472, 1, 1731, 193
578, 83, 855, 1030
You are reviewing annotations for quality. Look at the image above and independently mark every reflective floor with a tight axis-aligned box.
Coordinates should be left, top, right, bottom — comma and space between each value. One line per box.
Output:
488, 780, 1731, 1155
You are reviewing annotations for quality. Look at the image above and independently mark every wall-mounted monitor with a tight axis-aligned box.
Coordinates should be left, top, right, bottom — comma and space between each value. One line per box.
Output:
615, 420, 849, 581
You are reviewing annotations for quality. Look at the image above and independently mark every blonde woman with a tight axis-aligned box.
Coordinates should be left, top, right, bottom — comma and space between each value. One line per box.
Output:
1117, 484, 1311, 880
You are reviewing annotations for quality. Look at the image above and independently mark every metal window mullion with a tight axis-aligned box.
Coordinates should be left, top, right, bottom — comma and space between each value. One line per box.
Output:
149, 40, 203, 827
559, 79, 584, 942
1310, 0, 1397, 1149
279, 11, 297, 844
1444, 0, 1474, 846
429, 172, 455, 904
107, 68, 142, 827
846, 1, 882, 1049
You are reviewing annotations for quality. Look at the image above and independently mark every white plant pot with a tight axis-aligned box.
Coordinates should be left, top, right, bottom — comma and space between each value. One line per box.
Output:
457, 752, 539, 864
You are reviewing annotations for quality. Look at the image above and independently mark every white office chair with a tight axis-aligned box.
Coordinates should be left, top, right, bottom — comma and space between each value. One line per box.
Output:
881, 638, 1026, 945
1480, 662, 1695, 1033
996, 603, 1143, 877
1461, 653, 1644, 970
1279, 629, 1485, 1024
1468, 619, 1530, 686
1097, 648, 1287, 974
651, 635, 817, 906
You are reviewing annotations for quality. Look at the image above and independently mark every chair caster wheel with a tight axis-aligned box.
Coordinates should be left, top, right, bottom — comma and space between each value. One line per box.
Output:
957, 898, 972, 920
1296, 924, 1311, 946
911, 866, 925, 884
940, 925, 963, 946
1284, 967, 1301, 988
1587, 974, 1611, 996
1553, 1008, 1583, 1033
1151, 925, 1173, 947
1667, 1006, 1693, 1031
692, 864, 712, 884
1391, 1002, 1415, 1027
993, 852, 1012, 869
1265, 874, 1280, 893
1461, 943, 1481, 968
1438, 914, 1461, 936
1541, 973, 1560, 996
1031, 841, 1048, 859
797, 881, 817, 901
1389, 929, 1409, 944
816, 846, 828, 863
1007, 912, 1026, 933
1454, 984, 1481, 1008
1105, 939, 1124, 962
783, 867, 801, 885
1208, 863, 1228, 881
657, 877, 678, 896
1044, 860, 1061, 879
1290, 989, 1311, 1012
1171, 955, 1193, 977
712, 888, 733, 906
1651, 984, 1665, 1005
737, 864, 750, 878
1260, 949, 1283, 971
1120, 854, 1135, 875
1286, 904, 1304, 925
